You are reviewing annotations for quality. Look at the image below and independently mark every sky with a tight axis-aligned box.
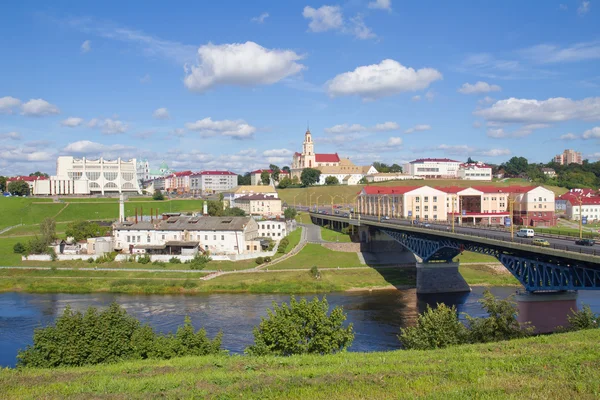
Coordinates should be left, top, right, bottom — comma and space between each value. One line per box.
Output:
1, 0, 600, 176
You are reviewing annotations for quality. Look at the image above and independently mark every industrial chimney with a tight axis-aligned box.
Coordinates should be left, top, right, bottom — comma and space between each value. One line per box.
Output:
119, 194, 125, 223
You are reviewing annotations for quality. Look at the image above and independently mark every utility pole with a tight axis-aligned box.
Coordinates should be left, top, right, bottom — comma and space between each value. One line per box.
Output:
510, 198, 514, 240
451, 195, 455, 233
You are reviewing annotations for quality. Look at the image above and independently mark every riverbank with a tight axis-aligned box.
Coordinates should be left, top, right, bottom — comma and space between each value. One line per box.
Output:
2, 329, 598, 398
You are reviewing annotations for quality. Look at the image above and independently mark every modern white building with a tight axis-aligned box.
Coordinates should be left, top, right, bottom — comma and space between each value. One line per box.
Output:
564, 195, 600, 221
403, 158, 461, 179
457, 162, 493, 181
190, 171, 238, 195
365, 173, 423, 183
33, 156, 142, 195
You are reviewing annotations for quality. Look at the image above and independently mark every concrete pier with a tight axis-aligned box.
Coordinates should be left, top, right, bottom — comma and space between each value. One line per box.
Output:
416, 262, 471, 294
516, 291, 578, 333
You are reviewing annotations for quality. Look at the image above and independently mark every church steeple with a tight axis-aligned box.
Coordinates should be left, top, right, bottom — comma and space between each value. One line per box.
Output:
303, 128, 313, 156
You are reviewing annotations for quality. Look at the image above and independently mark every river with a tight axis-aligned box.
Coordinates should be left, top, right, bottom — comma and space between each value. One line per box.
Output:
1, 287, 600, 368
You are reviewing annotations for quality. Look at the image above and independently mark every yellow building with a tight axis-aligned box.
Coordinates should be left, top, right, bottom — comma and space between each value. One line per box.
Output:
235, 194, 283, 217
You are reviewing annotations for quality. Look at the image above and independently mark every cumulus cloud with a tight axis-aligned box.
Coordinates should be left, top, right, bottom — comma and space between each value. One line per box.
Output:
583, 127, 600, 139
61, 117, 84, 127
472, 121, 482, 128
368, 0, 392, 10
560, 133, 578, 140
387, 137, 403, 146
435, 144, 510, 157
1, 147, 54, 162
578, 1, 591, 15
153, 107, 170, 119
185, 117, 256, 139
251, 12, 269, 23
324, 121, 400, 134
262, 149, 294, 157
302, 5, 376, 39
63, 140, 134, 154
479, 148, 511, 157
183, 41, 305, 92
404, 124, 431, 134
411, 95, 421, 102
486, 123, 549, 138
458, 81, 501, 94
88, 118, 128, 135
520, 41, 600, 64
169, 128, 185, 137
0, 96, 21, 114
81, 40, 91, 53
326, 59, 442, 100
0, 131, 21, 140
21, 99, 60, 116
475, 97, 600, 123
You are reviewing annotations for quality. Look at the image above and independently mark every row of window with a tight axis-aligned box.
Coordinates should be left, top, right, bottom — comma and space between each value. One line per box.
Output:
259, 232, 283, 237
259, 224, 284, 230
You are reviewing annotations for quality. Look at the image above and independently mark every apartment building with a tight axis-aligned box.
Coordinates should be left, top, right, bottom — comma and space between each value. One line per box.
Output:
457, 162, 492, 181
235, 194, 283, 217
403, 158, 461, 179
553, 149, 583, 165
190, 171, 237, 195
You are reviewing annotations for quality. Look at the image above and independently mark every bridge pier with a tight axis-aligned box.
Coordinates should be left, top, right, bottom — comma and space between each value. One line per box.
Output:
416, 262, 471, 294
516, 291, 578, 333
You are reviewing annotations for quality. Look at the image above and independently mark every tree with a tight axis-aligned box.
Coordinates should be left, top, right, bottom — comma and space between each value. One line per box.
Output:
0, 176, 6, 192
65, 221, 102, 242
389, 164, 402, 173
8, 180, 30, 196
399, 304, 468, 350
269, 164, 280, 182
260, 171, 271, 185
237, 173, 251, 186
282, 166, 291, 174
13, 242, 26, 254
466, 157, 475, 164
245, 296, 354, 356
40, 218, 57, 245
152, 190, 164, 200
207, 200, 224, 216
358, 177, 368, 184
29, 171, 49, 178
284, 207, 297, 220
222, 207, 246, 216
565, 304, 600, 331
503, 156, 529, 177
300, 168, 321, 187
277, 177, 292, 189
325, 176, 339, 185
291, 176, 300, 185
27, 236, 50, 255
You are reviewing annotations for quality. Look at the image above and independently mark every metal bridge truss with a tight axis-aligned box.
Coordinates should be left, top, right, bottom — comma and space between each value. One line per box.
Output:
381, 229, 600, 291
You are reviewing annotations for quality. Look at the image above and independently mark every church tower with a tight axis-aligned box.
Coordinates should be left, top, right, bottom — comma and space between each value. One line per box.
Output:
302, 129, 316, 168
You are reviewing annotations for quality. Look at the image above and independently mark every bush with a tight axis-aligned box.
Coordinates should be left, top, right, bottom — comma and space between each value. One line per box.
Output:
264, 256, 271, 263
13, 242, 26, 254
138, 254, 151, 264
169, 257, 182, 264
255, 257, 265, 265
27, 236, 49, 255
399, 304, 468, 350
48, 247, 58, 262
245, 296, 354, 356
152, 190, 164, 201
152, 260, 167, 268
310, 266, 320, 279
277, 238, 290, 254
190, 253, 211, 270
87, 257, 94, 263
566, 304, 600, 331
17, 304, 222, 368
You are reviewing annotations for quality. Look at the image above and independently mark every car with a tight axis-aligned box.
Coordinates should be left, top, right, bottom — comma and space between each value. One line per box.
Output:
532, 238, 550, 247
343, 213, 349, 217
575, 238, 595, 246
334, 210, 340, 214
383, 216, 390, 220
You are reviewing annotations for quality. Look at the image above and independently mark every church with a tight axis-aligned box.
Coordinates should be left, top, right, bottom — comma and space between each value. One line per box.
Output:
291, 129, 378, 185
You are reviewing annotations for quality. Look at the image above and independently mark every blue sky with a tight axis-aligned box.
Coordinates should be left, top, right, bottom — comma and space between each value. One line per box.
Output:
1, 0, 599, 176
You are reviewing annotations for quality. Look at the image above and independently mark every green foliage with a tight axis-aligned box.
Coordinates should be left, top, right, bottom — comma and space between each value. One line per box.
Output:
152, 190, 164, 201
152, 260, 167, 268
29, 171, 49, 178
277, 176, 292, 189
373, 162, 402, 173
17, 303, 222, 368
0, 175, 6, 192
137, 254, 151, 264
502, 156, 529, 177
399, 304, 469, 350
169, 257, 182, 264
95, 251, 118, 264
300, 168, 321, 187
260, 171, 271, 185
566, 305, 600, 331
222, 207, 246, 216
87, 257, 94, 263
255, 256, 265, 265
325, 176, 339, 185
310, 266, 320, 279
284, 207, 297, 220
269, 164, 280, 182
277, 238, 289, 253
358, 177, 368, 184
246, 296, 354, 356
264, 256, 272, 263
237, 173, 251, 186
207, 200, 224, 216
7, 180, 30, 196
27, 236, 49, 255
65, 221, 103, 242
39, 217, 56, 245
13, 242, 26, 254
48, 247, 58, 262
291, 176, 300, 185
190, 253, 211, 270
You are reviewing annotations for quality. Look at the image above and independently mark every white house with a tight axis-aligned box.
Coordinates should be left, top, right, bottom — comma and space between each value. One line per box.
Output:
565, 196, 600, 221
457, 162, 492, 181
256, 219, 294, 239
403, 158, 461, 179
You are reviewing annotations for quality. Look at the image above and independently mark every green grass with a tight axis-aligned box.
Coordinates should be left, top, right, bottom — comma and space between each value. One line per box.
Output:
320, 226, 351, 243
536, 226, 600, 239
0, 222, 71, 237
453, 251, 498, 264
296, 212, 313, 224
284, 228, 302, 253
0, 236, 34, 265
271, 244, 360, 270
0, 198, 63, 230
460, 264, 520, 286
2, 329, 599, 399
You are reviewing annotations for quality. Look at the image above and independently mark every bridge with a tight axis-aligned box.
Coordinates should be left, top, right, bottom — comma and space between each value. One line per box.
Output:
310, 212, 600, 332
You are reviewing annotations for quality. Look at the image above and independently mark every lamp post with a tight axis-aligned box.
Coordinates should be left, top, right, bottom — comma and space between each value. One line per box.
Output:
328, 194, 340, 214
509, 197, 516, 240
293, 193, 300, 209
309, 192, 317, 212
315, 195, 322, 211
577, 195, 584, 240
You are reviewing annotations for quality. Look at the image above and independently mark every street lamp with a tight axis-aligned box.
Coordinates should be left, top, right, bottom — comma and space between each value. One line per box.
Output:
293, 193, 301, 209
309, 192, 317, 212
315, 195, 322, 210
328, 194, 340, 214
575, 195, 584, 240
451, 195, 456, 233
508, 197, 517, 240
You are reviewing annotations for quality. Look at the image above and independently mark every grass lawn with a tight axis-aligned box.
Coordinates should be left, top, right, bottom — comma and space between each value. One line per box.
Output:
0, 222, 71, 237
320, 226, 351, 243
284, 228, 302, 253
453, 251, 498, 264
271, 244, 360, 270
296, 212, 313, 224
2, 329, 599, 398
536, 226, 599, 239
460, 264, 520, 286
0, 198, 63, 230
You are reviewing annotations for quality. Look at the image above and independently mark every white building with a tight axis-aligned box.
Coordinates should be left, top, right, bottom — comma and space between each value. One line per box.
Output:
257, 220, 293, 239
564, 196, 600, 221
190, 171, 238, 195
365, 173, 423, 183
457, 162, 492, 181
136, 159, 150, 183
403, 158, 461, 179
33, 156, 142, 196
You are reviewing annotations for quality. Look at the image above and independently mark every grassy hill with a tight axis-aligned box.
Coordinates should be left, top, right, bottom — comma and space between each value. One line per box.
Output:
1, 329, 598, 398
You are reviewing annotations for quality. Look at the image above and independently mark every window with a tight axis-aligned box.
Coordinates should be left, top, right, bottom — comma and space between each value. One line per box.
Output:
127, 236, 130, 242
162, 234, 165, 240
416, 206, 420, 212
246, 245, 250, 250
137, 236, 141, 242
433, 215, 437, 220
205, 235, 208, 240
278, 233, 281, 236
433, 205, 437, 211
415, 197, 420, 203
433, 196, 437, 202
213, 235, 216, 240
424, 196, 429, 203
221, 235, 224, 240
147, 236, 150, 243
254, 245, 257, 251
424, 206, 429, 212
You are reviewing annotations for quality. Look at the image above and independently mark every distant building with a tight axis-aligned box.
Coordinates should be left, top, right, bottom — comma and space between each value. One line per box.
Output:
403, 158, 461, 179
561, 190, 600, 221
190, 171, 238, 195
235, 194, 283, 217
457, 162, 492, 181
365, 173, 423, 183
541, 168, 557, 178
553, 149, 582, 165
6, 175, 48, 194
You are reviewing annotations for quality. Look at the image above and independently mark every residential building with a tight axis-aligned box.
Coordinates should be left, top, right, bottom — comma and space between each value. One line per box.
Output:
365, 173, 423, 183
561, 190, 600, 221
457, 162, 492, 181
553, 149, 583, 165
113, 216, 262, 255
32, 156, 142, 195
316, 158, 378, 185
403, 158, 461, 179
257, 220, 291, 239
510, 186, 557, 227
189, 171, 237, 195
223, 185, 278, 207
235, 194, 283, 217
164, 171, 193, 194
541, 168, 557, 178
6, 175, 49, 194
250, 169, 290, 186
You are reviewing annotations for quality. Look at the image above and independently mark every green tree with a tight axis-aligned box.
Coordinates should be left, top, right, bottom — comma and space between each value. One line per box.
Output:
399, 304, 468, 350
246, 296, 354, 356
40, 218, 57, 245
13, 242, 26, 254
237, 173, 251, 185
29, 171, 49, 178
0, 176, 6, 192
27, 236, 50, 254
189, 253, 212, 270
269, 164, 281, 182
277, 176, 292, 189
358, 177, 368, 184
389, 164, 402, 173
207, 200, 224, 216
65, 221, 102, 242
291, 176, 300, 185
222, 207, 246, 216
8, 180, 30, 196
152, 190, 164, 200
281, 166, 291, 174
565, 305, 600, 331
325, 176, 339, 185
300, 168, 321, 187
260, 171, 271, 185
284, 207, 297, 220
503, 156, 529, 177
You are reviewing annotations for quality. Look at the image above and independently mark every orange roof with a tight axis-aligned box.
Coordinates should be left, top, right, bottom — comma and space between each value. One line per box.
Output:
361, 186, 421, 195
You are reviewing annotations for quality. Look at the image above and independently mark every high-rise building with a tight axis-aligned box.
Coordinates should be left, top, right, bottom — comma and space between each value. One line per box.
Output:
553, 149, 582, 165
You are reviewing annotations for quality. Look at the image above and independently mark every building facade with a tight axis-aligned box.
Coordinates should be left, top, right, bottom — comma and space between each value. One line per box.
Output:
457, 162, 492, 181
291, 129, 341, 179
223, 185, 279, 207
235, 194, 283, 217
365, 173, 423, 183
190, 171, 237, 195
257, 220, 290, 239
403, 158, 461, 179
554, 149, 583, 165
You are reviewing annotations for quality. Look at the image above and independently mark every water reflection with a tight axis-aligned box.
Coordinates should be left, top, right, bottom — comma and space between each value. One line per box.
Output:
1, 288, 599, 368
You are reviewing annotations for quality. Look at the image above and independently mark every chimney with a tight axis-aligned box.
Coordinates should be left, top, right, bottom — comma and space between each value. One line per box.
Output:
119, 193, 125, 223
203, 201, 208, 216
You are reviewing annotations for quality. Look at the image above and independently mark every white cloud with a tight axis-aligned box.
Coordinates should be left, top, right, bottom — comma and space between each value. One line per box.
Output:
475, 97, 600, 124
183, 41, 305, 92
134, 130, 156, 139
348, 14, 376, 39
326, 59, 442, 100
0, 147, 54, 161
0, 96, 21, 114
520, 41, 600, 64
435, 144, 510, 158
387, 137, 403, 146
262, 149, 293, 157
185, 117, 256, 139
487, 128, 507, 138
63, 140, 134, 154
99, 118, 128, 135
487, 123, 549, 138
251, 12, 269, 23
81, 40, 91, 53
368, 0, 392, 10
404, 124, 431, 134
411, 95, 421, 102
21, 99, 60, 116
583, 127, 600, 139
170, 128, 185, 137
472, 121, 482, 128
324, 121, 400, 134
61, 117, 84, 127
478, 96, 496, 105
153, 107, 170, 119
0, 131, 21, 140
479, 148, 511, 157
140, 74, 151, 84
87, 118, 100, 128
560, 133, 578, 140
578, 1, 591, 15
458, 52, 529, 80
303, 5, 344, 32
424, 90, 436, 102
458, 81, 501, 94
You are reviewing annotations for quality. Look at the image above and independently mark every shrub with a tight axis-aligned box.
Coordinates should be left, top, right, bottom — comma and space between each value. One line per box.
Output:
310, 266, 320, 279
137, 254, 151, 264
87, 257, 94, 263
27, 236, 48, 255
152, 260, 167, 268
566, 304, 600, 331
13, 242, 26, 254
182, 280, 197, 289
48, 247, 58, 262
264, 256, 271, 263
255, 257, 265, 265
245, 296, 354, 356
169, 257, 182, 264
190, 253, 211, 270
399, 304, 468, 350
152, 190, 164, 201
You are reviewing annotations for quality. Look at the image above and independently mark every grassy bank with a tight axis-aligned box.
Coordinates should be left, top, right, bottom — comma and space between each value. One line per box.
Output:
2, 329, 598, 398
320, 226, 352, 243
271, 244, 361, 270
454, 250, 498, 264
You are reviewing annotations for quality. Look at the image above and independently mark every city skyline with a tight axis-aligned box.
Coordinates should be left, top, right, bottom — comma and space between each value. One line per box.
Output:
1, 0, 600, 176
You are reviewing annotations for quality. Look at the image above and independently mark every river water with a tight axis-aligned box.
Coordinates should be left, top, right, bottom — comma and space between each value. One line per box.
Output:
1, 288, 600, 368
